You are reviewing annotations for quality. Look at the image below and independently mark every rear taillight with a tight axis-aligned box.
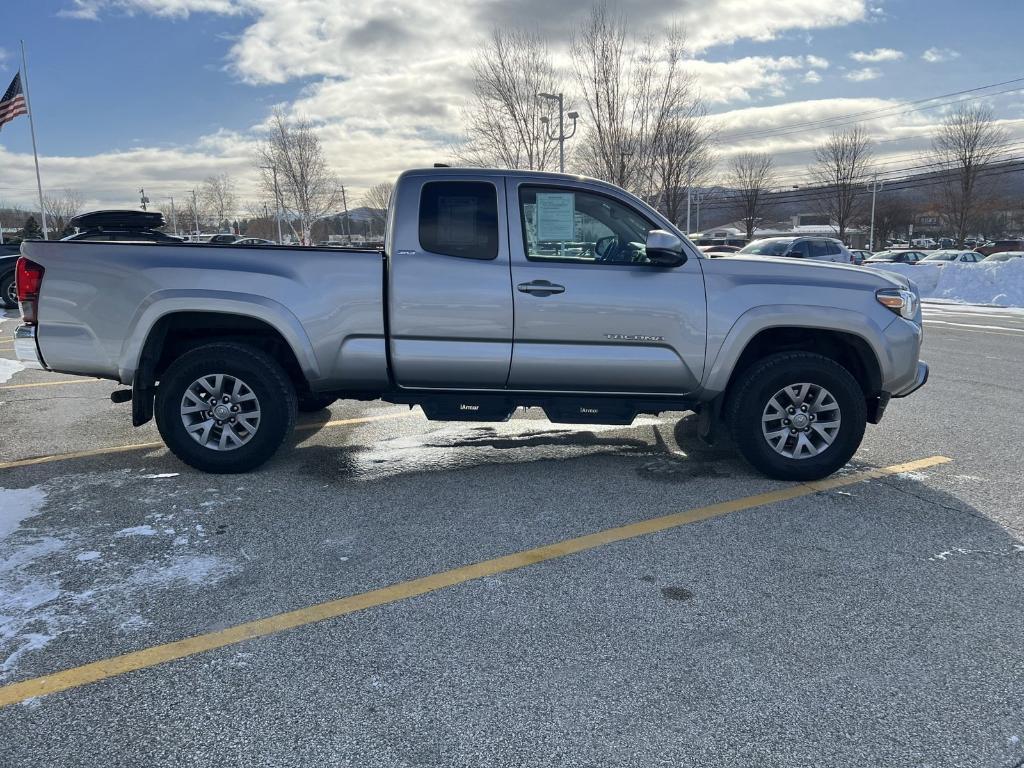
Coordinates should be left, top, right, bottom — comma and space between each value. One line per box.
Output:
16, 257, 44, 325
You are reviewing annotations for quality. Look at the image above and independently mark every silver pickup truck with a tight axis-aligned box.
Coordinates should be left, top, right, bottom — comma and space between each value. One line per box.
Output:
13, 167, 927, 479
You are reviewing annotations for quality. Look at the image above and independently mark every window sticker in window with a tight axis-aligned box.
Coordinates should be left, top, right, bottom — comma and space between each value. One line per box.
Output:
535, 192, 575, 241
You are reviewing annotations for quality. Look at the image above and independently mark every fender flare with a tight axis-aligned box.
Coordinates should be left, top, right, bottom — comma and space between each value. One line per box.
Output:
702, 304, 889, 396
118, 289, 321, 385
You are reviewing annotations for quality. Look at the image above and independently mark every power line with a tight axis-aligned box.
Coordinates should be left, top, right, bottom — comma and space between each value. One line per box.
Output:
694, 159, 1024, 214
716, 77, 1024, 142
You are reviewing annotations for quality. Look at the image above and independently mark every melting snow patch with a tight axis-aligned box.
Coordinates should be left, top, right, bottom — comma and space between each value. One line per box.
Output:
128, 555, 238, 588
0, 358, 25, 385
0, 486, 47, 540
75, 551, 101, 562
142, 473, 179, 479
114, 525, 158, 538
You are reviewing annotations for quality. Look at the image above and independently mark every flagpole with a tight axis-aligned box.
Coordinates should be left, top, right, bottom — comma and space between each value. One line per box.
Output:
20, 40, 49, 240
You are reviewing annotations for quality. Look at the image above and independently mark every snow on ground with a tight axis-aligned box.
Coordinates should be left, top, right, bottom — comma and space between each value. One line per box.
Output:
868, 258, 1024, 307
0, 358, 25, 384
0, 474, 240, 677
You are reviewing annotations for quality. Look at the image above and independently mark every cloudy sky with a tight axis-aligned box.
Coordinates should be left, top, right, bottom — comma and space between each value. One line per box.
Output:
1, 0, 1022, 211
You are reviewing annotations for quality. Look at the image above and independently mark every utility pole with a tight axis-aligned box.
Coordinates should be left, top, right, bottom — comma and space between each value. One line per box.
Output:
261, 165, 285, 244
538, 92, 579, 173
191, 188, 200, 236
340, 185, 351, 242
866, 175, 883, 251
169, 196, 177, 236
686, 188, 691, 234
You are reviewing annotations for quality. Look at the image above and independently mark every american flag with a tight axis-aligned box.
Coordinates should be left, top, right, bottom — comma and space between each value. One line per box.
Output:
0, 73, 28, 132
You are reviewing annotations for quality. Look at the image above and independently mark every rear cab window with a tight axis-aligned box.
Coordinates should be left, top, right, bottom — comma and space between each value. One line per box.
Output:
418, 181, 499, 260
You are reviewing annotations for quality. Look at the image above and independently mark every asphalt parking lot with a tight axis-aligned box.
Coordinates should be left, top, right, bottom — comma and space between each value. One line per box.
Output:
1, 303, 1023, 767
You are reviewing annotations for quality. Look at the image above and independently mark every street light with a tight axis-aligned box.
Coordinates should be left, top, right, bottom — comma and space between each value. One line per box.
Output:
537, 92, 578, 173
866, 175, 884, 251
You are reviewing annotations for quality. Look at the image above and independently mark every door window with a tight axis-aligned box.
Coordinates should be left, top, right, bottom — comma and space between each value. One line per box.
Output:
809, 240, 830, 258
418, 181, 499, 260
518, 186, 656, 265
787, 240, 811, 258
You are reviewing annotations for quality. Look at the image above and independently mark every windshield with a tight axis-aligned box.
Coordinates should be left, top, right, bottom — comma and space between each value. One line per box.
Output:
923, 252, 959, 261
984, 252, 1022, 262
738, 239, 792, 256
866, 251, 896, 260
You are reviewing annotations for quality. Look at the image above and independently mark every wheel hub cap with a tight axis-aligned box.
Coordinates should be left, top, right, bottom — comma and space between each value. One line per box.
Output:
761, 382, 842, 460
179, 373, 261, 451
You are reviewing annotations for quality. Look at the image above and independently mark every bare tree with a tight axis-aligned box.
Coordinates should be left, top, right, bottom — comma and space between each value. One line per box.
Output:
360, 182, 394, 235
42, 189, 84, 237
200, 174, 237, 232
649, 106, 715, 228
570, 4, 700, 196
725, 152, 775, 240
257, 109, 342, 245
458, 28, 563, 171
929, 104, 1009, 246
807, 125, 874, 241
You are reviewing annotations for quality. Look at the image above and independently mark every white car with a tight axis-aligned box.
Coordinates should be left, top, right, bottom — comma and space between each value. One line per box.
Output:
737, 236, 853, 264
920, 250, 984, 265
981, 251, 1024, 263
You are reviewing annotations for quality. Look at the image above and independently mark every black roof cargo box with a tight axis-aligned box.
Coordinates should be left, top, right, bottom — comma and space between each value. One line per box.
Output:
70, 210, 166, 230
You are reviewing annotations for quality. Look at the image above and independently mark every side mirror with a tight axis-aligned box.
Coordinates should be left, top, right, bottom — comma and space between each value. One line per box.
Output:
645, 229, 686, 267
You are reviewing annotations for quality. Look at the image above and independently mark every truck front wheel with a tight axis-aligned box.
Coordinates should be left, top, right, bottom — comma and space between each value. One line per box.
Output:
154, 342, 297, 473
726, 352, 866, 481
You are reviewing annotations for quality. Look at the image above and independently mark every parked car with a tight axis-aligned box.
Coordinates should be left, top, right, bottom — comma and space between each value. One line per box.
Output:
849, 249, 872, 265
1, 242, 20, 309
864, 250, 927, 265
699, 244, 740, 256
206, 233, 241, 244
62, 210, 183, 243
12, 167, 927, 481
737, 236, 853, 264
975, 239, 1024, 257
920, 250, 984, 265
981, 251, 1024, 263
234, 238, 277, 246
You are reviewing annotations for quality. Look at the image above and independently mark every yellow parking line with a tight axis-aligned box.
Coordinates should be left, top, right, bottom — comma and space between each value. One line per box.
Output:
0, 454, 951, 708
0, 411, 413, 471
0, 378, 101, 390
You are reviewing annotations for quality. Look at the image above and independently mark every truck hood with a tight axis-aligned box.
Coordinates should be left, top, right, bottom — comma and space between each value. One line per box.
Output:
710, 254, 913, 292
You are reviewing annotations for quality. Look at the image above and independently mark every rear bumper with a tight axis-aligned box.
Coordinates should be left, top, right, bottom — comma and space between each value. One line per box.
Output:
892, 361, 928, 398
13, 325, 44, 369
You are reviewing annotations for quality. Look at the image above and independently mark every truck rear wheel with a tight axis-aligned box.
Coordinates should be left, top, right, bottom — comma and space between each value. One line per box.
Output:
726, 352, 866, 481
154, 342, 297, 473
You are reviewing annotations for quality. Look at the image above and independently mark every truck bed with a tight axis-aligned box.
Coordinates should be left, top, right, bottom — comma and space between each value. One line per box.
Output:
21, 239, 389, 390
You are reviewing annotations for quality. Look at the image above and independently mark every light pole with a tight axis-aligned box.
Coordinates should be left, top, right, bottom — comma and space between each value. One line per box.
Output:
537, 92, 578, 174
866, 174, 883, 251
259, 165, 285, 244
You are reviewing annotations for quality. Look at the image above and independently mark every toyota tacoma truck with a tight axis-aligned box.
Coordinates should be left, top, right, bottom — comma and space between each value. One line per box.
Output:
12, 168, 928, 479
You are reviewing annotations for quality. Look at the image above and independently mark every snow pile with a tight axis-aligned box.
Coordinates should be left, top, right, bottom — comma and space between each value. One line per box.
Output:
868, 258, 1024, 307
0, 358, 25, 385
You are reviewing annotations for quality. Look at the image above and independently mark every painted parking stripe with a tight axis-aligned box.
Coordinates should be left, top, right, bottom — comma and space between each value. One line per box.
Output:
0, 411, 413, 471
0, 378, 101, 390
0, 454, 951, 708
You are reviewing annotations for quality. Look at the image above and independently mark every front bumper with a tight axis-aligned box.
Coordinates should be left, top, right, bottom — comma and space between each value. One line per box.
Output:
13, 325, 44, 369
892, 361, 928, 398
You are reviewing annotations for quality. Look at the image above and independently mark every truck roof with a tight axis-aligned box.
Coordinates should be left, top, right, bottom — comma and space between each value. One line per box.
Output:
399, 166, 607, 186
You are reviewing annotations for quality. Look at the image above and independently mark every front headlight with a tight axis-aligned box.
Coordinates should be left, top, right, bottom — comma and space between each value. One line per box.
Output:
876, 288, 919, 320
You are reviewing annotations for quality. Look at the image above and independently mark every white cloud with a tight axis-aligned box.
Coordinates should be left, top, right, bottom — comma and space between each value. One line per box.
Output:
804, 70, 822, 84
58, 0, 243, 20
849, 47, 904, 62
805, 55, 830, 70
845, 67, 881, 82
922, 47, 960, 63
685, 56, 813, 103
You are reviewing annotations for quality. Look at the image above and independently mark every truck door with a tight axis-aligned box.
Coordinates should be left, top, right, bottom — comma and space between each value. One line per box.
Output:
506, 180, 706, 394
387, 173, 513, 388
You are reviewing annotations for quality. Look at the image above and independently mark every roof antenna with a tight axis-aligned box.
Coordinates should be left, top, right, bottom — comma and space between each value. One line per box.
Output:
433, 163, 450, 168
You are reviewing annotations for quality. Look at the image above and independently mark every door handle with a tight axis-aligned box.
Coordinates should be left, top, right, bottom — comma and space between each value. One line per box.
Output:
517, 280, 565, 296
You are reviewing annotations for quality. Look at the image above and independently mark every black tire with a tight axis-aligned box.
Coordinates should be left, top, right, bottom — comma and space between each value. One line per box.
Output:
297, 393, 337, 413
726, 352, 866, 481
0, 270, 16, 310
155, 342, 297, 473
